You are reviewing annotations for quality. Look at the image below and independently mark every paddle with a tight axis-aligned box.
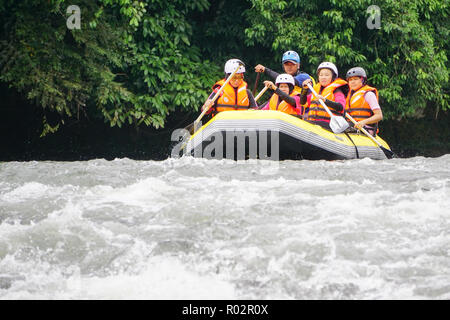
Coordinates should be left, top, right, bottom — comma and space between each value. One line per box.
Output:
254, 85, 268, 102
345, 113, 395, 159
184, 62, 258, 135
179, 62, 244, 153
191, 62, 243, 134
306, 82, 349, 134
183, 77, 268, 136
253, 72, 261, 96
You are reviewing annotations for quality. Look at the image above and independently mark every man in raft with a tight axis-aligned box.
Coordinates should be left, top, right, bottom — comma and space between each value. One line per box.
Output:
259, 74, 303, 116
345, 67, 383, 136
254, 50, 313, 89
202, 59, 257, 116
300, 62, 348, 129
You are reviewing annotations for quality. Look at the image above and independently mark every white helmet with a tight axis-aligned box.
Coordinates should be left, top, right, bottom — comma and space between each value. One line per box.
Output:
275, 73, 295, 86
224, 59, 245, 74
317, 62, 338, 77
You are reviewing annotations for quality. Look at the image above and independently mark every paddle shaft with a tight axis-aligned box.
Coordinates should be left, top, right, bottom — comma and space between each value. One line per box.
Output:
179, 63, 243, 153
185, 74, 263, 136
345, 113, 381, 147
253, 72, 261, 96
254, 85, 268, 102
180, 85, 271, 154
306, 82, 336, 118
193, 63, 243, 130
305, 82, 350, 134
307, 82, 379, 143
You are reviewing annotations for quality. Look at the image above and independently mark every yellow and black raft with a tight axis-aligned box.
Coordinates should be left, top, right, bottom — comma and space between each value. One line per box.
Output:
184, 110, 393, 160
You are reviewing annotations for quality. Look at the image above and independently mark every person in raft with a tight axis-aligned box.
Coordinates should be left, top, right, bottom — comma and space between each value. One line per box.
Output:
258, 74, 303, 116
300, 62, 348, 129
254, 50, 313, 89
202, 58, 257, 116
345, 67, 383, 136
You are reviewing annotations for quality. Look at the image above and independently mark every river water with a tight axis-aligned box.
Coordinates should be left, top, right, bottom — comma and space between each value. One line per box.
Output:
0, 155, 449, 300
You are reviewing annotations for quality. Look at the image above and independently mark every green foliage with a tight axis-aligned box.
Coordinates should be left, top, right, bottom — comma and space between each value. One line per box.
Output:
0, 0, 448, 137
0, 0, 216, 134
244, 0, 449, 118
118, 0, 217, 129
1, 0, 128, 133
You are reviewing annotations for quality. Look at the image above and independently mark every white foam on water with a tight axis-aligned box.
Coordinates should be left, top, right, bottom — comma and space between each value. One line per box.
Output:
76, 177, 189, 220
0, 157, 449, 299
299, 258, 420, 299
386, 188, 450, 222
1, 182, 50, 203
0, 255, 237, 300
69, 256, 236, 300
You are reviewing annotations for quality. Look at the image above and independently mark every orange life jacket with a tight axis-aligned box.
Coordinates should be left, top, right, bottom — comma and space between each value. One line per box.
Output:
346, 85, 379, 134
268, 88, 302, 115
213, 79, 250, 113
306, 78, 347, 122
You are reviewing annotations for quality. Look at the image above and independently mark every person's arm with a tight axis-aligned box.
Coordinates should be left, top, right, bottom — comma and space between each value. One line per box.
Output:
255, 64, 279, 81
201, 85, 221, 114
264, 67, 279, 81
354, 109, 383, 130
300, 88, 309, 105
323, 89, 345, 113
365, 91, 381, 111
274, 88, 296, 106
263, 81, 300, 111
300, 78, 313, 106
272, 88, 303, 115
353, 92, 383, 129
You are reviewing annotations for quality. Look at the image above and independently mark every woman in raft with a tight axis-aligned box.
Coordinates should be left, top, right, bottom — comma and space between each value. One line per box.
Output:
259, 73, 303, 116
345, 67, 383, 136
202, 58, 257, 116
300, 62, 348, 129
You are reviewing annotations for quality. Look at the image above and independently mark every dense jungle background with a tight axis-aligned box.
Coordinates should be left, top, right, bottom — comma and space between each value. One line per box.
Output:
1, 0, 448, 160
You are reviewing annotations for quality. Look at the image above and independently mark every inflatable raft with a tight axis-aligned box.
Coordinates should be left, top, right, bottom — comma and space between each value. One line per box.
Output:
184, 110, 393, 160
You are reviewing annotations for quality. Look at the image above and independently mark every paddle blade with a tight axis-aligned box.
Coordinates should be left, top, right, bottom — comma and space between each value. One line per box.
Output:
184, 122, 195, 135
381, 146, 396, 159
330, 116, 350, 134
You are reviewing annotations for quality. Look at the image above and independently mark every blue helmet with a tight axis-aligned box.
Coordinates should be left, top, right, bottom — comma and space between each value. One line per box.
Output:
282, 51, 300, 65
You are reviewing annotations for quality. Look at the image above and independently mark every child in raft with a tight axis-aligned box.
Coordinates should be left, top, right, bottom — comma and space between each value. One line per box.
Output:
259, 73, 303, 116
